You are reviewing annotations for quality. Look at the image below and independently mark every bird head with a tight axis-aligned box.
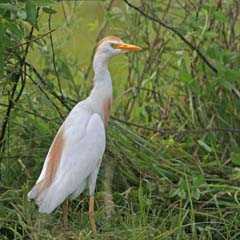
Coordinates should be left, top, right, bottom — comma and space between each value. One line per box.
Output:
96, 36, 142, 58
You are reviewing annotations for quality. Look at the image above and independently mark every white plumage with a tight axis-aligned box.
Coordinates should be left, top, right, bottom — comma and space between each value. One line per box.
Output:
28, 36, 142, 232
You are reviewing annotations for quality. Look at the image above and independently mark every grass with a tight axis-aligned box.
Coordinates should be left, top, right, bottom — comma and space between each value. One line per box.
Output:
1, 121, 240, 239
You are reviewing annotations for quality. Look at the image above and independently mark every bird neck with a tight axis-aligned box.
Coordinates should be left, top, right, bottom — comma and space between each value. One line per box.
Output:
89, 52, 113, 105
92, 52, 109, 75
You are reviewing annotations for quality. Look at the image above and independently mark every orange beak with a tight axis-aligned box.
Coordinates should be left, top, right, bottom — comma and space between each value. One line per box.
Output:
112, 42, 142, 51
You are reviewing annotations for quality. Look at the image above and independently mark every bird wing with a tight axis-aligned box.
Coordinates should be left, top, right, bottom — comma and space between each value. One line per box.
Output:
28, 102, 106, 213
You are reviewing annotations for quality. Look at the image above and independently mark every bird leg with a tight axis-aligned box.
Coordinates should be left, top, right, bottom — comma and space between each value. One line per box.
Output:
89, 195, 96, 233
63, 199, 69, 231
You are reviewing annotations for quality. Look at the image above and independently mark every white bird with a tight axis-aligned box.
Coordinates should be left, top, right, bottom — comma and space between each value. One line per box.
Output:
28, 36, 142, 232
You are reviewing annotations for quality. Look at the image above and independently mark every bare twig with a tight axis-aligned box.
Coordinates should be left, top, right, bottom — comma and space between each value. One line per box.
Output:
11, 28, 56, 49
61, 1, 69, 26
0, 22, 35, 168
111, 116, 240, 135
25, 62, 73, 111
26, 72, 65, 120
20, 108, 60, 122
48, 8, 64, 98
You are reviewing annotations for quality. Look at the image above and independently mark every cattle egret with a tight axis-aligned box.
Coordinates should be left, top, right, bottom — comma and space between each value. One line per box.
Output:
28, 36, 142, 232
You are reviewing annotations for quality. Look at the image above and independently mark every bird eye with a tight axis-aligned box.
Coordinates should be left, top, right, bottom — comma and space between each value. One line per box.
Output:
110, 43, 118, 49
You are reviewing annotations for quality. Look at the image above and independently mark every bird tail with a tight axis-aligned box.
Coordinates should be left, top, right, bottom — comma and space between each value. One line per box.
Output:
28, 172, 88, 213
28, 181, 49, 210
28, 180, 55, 214
28, 181, 43, 201
28, 178, 71, 214
28, 186, 37, 200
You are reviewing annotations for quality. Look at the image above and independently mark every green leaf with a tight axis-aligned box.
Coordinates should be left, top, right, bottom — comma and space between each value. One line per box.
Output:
192, 189, 201, 200
0, 21, 6, 37
205, 31, 218, 39
193, 176, 206, 187
224, 69, 240, 82
197, 140, 212, 153
231, 147, 240, 166
189, 81, 201, 94
169, 188, 179, 198
207, 47, 220, 60
176, 26, 188, 36
42, 7, 57, 14
17, 9, 27, 20
178, 72, 193, 84
26, 0, 37, 26
218, 77, 233, 91
178, 178, 188, 191
214, 11, 227, 22
0, 3, 17, 12
6, 20, 24, 41
231, 168, 240, 180
178, 189, 186, 199
231, 153, 240, 166
33, 0, 54, 7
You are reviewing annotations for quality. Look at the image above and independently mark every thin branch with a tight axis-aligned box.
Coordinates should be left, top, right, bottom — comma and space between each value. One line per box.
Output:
15, 63, 27, 103
20, 108, 60, 122
123, 0, 218, 74
0, 103, 8, 107
111, 116, 240, 135
61, 1, 69, 26
26, 72, 65, 120
0, 102, 59, 122
25, 62, 72, 111
10, 28, 56, 49
48, 7, 64, 98
0, 21, 35, 165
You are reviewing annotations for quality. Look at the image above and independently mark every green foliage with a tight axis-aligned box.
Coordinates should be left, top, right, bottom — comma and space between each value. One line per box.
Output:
0, 0, 54, 65
0, 0, 240, 239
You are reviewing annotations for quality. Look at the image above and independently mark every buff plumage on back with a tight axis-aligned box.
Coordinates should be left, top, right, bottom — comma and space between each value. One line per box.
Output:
28, 128, 65, 200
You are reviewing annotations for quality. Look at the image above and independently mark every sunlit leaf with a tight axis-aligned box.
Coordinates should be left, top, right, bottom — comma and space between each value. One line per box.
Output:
17, 9, 27, 20
26, 0, 37, 26
214, 11, 227, 22
42, 7, 57, 14
197, 140, 212, 153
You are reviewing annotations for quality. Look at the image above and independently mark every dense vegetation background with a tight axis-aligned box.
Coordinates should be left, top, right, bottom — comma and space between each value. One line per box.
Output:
0, 0, 240, 239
